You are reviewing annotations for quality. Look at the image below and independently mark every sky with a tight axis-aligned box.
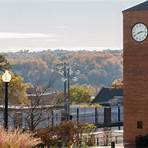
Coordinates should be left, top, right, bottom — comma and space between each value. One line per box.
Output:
0, 0, 146, 52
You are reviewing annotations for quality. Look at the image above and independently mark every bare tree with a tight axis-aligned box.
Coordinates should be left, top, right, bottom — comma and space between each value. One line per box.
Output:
23, 72, 62, 131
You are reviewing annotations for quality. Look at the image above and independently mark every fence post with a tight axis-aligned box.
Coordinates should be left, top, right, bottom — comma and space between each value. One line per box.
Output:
115, 136, 118, 144
96, 137, 99, 146
51, 110, 54, 127
111, 141, 115, 148
57, 140, 62, 148
117, 105, 121, 130
77, 108, 79, 122
95, 107, 98, 124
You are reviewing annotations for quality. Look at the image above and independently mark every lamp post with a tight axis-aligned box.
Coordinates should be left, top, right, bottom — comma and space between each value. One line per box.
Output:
2, 70, 12, 130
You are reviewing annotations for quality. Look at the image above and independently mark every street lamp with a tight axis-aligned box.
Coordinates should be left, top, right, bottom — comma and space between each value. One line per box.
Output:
2, 70, 12, 130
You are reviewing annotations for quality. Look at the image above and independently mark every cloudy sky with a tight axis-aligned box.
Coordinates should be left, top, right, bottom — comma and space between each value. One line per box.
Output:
0, 0, 145, 52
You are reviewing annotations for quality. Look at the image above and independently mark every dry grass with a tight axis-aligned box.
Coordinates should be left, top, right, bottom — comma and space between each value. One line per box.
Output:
0, 129, 41, 148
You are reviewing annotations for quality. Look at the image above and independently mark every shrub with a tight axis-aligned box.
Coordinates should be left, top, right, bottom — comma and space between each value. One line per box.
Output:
0, 129, 41, 148
82, 123, 96, 133
37, 121, 83, 148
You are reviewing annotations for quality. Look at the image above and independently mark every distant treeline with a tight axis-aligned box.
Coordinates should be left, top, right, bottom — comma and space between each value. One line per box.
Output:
1, 49, 123, 90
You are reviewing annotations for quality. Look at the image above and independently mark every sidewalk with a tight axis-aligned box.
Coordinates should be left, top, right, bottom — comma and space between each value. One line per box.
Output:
90, 144, 124, 148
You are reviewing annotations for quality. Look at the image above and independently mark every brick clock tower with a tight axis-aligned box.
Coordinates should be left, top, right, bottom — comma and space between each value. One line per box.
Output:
123, 1, 148, 147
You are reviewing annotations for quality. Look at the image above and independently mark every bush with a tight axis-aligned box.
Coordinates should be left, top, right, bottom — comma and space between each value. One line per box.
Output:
37, 121, 83, 148
82, 123, 96, 133
0, 129, 41, 148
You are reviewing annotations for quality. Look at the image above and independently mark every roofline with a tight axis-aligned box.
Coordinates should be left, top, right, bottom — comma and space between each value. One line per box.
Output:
123, 9, 148, 13
91, 87, 123, 104
123, 1, 148, 13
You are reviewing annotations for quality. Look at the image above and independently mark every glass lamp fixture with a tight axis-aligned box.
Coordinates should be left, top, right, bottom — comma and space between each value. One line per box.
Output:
2, 70, 12, 83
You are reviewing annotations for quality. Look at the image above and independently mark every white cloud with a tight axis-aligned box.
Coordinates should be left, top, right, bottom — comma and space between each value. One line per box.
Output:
0, 32, 55, 39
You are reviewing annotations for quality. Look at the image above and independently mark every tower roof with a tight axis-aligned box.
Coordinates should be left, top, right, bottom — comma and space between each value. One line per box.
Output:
123, 1, 148, 12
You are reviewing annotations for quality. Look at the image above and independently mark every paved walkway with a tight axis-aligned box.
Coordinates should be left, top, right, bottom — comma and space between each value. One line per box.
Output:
90, 144, 124, 148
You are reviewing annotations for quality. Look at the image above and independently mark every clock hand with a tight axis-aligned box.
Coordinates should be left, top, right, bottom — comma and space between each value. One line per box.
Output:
134, 31, 146, 36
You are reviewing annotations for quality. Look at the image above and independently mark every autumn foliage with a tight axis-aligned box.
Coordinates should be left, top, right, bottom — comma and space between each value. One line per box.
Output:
0, 73, 30, 104
37, 121, 97, 148
38, 121, 83, 147
3, 49, 122, 90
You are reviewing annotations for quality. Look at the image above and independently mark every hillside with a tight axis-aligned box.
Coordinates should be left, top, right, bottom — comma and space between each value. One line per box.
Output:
1, 49, 123, 91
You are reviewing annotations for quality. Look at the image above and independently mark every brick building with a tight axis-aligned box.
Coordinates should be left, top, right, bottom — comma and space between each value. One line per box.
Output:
123, 1, 148, 147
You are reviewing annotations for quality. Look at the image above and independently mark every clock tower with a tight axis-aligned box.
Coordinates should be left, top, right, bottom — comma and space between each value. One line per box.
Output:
123, 1, 148, 147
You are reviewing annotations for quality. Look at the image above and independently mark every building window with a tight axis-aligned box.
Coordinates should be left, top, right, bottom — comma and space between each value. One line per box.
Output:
137, 121, 143, 129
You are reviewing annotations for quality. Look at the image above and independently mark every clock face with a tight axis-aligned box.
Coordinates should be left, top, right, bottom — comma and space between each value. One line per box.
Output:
132, 23, 148, 42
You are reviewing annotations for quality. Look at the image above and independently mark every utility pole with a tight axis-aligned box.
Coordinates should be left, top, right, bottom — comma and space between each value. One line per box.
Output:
62, 62, 75, 120
63, 62, 68, 120
67, 67, 70, 120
